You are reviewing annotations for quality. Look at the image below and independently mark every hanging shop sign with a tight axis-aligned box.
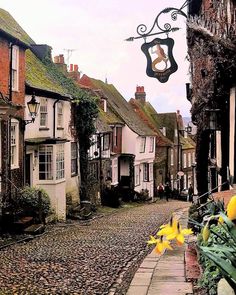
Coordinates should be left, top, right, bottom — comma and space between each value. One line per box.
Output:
141, 37, 178, 83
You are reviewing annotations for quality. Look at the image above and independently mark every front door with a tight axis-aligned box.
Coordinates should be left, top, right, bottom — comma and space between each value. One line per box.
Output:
25, 154, 31, 186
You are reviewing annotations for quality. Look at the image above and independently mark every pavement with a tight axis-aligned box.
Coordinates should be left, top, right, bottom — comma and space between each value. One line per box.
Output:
126, 207, 193, 295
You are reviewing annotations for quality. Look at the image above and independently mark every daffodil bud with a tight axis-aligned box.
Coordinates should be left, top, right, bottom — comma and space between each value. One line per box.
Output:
218, 215, 224, 224
227, 195, 236, 221
202, 224, 210, 242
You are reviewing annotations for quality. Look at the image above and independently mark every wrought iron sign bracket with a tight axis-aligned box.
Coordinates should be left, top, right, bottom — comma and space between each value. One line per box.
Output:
125, 1, 189, 83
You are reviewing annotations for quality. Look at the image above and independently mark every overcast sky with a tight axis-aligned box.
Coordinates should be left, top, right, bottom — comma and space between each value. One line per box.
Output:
1, 0, 191, 117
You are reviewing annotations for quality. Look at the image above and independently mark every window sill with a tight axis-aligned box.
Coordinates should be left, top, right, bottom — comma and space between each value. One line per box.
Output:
38, 178, 66, 185
11, 165, 20, 170
39, 127, 50, 131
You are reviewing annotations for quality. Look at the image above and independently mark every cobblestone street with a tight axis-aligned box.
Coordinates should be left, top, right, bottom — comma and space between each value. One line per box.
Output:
0, 200, 189, 295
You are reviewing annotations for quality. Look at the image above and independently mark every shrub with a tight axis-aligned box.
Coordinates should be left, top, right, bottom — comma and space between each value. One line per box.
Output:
18, 186, 51, 217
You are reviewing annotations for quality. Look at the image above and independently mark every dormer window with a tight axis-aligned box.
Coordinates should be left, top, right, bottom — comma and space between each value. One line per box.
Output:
160, 127, 166, 136
99, 98, 107, 112
11, 45, 19, 91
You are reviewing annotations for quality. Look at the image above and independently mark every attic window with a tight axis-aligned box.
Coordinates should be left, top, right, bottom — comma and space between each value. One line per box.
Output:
160, 127, 166, 136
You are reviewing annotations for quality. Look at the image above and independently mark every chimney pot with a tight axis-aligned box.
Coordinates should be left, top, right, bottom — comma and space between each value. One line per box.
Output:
59, 54, 64, 64
74, 64, 79, 72
54, 56, 60, 64
70, 64, 73, 72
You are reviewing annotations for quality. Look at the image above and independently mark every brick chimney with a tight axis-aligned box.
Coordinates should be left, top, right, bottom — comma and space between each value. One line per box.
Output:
68, 64, 80, 83
53, 54, 67, 74
135, 86, 146, 103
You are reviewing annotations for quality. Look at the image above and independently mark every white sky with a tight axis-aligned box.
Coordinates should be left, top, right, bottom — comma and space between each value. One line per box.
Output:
0, 0, 191, 117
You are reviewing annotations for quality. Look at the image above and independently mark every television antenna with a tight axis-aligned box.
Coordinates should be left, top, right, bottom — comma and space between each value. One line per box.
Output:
63, 48, 77, 66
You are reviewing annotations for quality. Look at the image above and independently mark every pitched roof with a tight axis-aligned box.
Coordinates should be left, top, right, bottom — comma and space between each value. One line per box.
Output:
80, 76, 155, 136
180, 135, 196, 150
79, 84, 123, 127
129, 98, 173, 146
25, 50, 70, 98
0, 9, 35, 46
95, 112, 112, 133
152, 112, 178, 142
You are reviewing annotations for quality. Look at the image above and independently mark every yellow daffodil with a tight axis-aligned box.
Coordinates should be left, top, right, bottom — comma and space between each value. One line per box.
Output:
166, 222, 193, 245
147, 235, 159, 245
227, 195, 236, 221
202, 223, 210, 242
154, 236, 173, 254
157, 216, 178, 236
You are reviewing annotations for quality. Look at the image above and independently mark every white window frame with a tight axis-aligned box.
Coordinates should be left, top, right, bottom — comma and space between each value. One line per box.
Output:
56, 144, 65, 180
71, 142, 78, 175
57, 102, 63, 128
113, 127, 117, 146
11, 45, 19, 91
38, 144, 65, 181
149, 137, 154, 153
39, 145, 53, 180
170, 148, 174, 166
112, 158, 118, 184
134, 165, 140, 186
10, 119, 19, 169
143, 163, 149, 182
103, 133, 110, 151
188, 153, 191, 167
149, 163, 153, 181
40, 98, 48, 127
140, 137, 146, 153
183, 153, 187, 168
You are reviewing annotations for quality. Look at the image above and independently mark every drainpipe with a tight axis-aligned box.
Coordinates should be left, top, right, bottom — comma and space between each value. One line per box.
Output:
53, 99, 60, 138
7, 43, 14, 201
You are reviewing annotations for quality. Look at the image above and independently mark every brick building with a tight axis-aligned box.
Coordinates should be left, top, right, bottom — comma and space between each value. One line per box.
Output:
0, 8, 35, 215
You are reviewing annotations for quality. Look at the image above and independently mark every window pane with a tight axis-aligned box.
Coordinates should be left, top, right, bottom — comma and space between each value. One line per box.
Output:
39, 146, 53, 180
56, 144, 65, 179
40, 99, 48, 127
71, 142, 78, 175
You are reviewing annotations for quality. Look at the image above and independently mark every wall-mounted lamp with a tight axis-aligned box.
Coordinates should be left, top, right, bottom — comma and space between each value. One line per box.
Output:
24, 94, 40, 125
185, 124, 192, 134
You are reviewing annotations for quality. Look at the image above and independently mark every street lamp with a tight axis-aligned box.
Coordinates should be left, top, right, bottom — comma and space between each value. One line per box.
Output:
24, 94, 40, 125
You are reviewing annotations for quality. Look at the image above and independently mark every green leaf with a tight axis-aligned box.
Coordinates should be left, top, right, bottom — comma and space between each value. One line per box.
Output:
200, 248, 236, 285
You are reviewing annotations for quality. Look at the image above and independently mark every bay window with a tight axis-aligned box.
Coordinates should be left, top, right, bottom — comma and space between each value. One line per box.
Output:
39, 146, 53, 180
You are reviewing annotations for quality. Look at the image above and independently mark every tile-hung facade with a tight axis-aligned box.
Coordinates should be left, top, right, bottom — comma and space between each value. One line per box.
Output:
25, 49, 80, 221
0, 8, 35, 217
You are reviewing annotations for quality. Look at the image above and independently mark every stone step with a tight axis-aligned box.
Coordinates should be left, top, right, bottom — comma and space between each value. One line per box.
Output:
24, 223, 45, 235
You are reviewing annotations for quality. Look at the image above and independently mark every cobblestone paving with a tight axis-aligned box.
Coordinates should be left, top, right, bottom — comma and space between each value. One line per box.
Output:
0, 200, 189, 295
